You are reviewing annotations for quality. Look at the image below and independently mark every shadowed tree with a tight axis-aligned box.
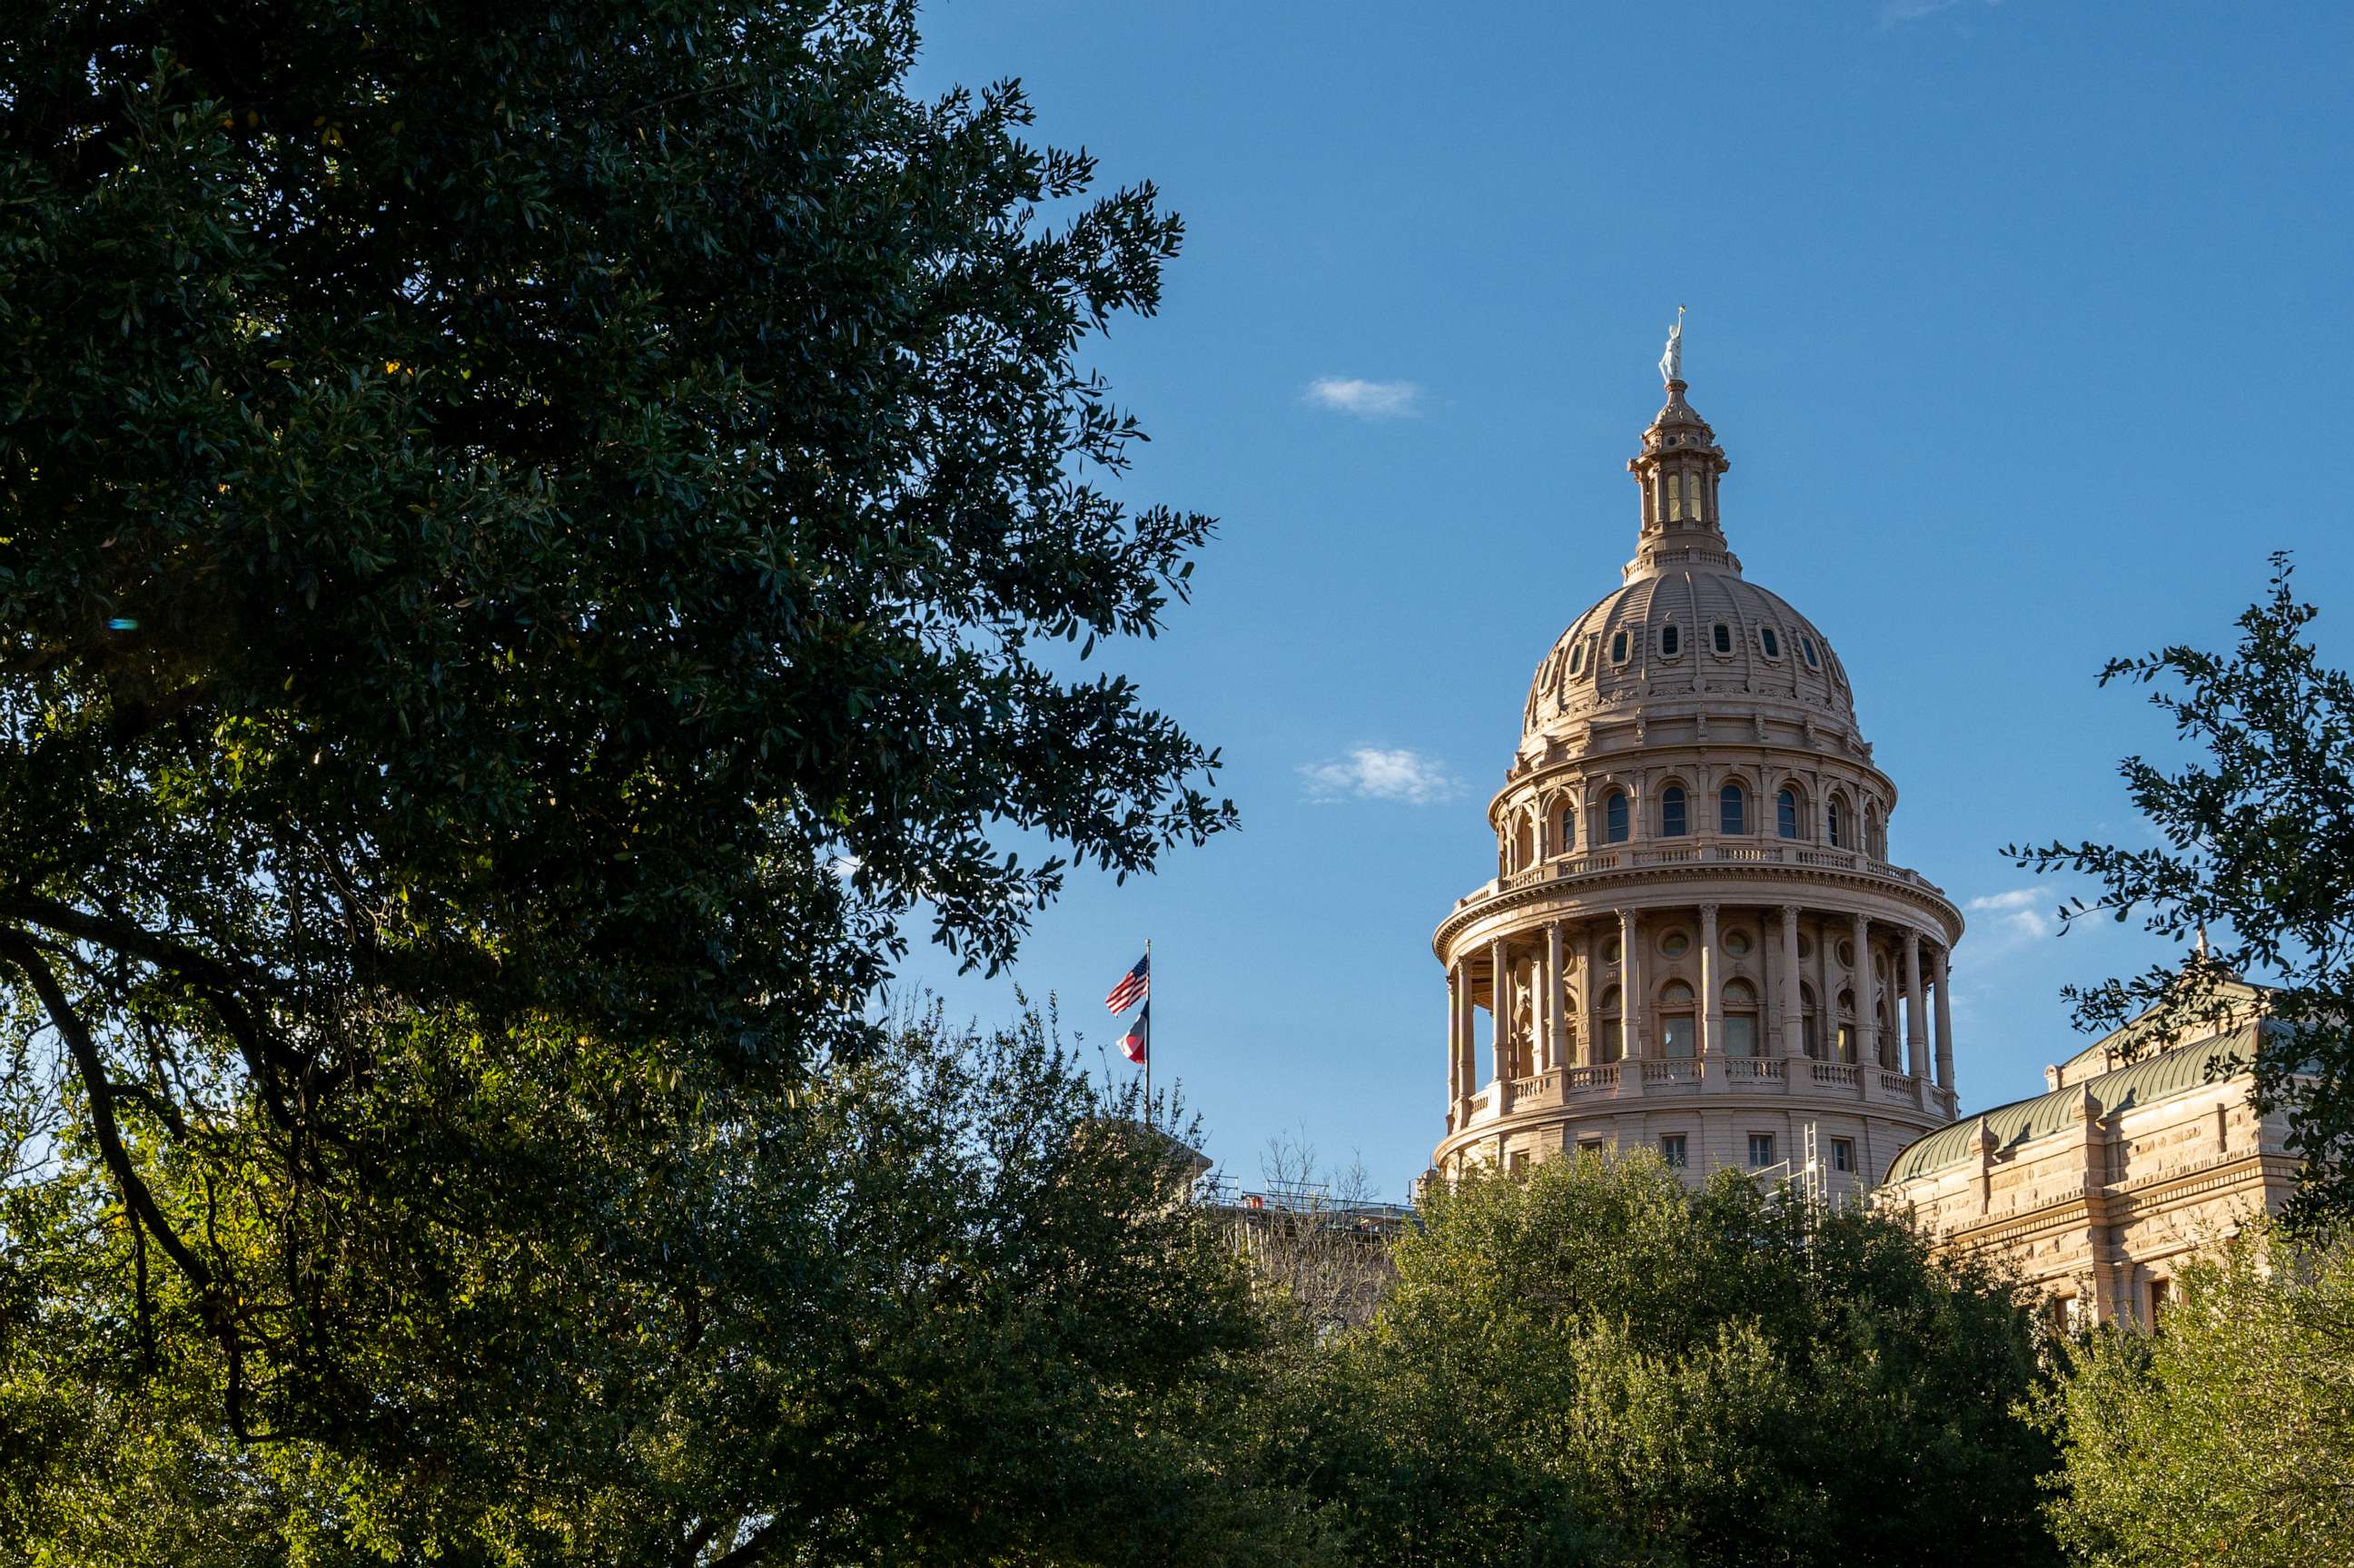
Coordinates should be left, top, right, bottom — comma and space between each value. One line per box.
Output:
0, 2, 1241, 1560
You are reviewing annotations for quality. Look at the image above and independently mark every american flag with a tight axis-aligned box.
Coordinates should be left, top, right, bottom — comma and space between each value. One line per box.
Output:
1120, 1002, 1150, 1066
1103, 952, 1150, 1014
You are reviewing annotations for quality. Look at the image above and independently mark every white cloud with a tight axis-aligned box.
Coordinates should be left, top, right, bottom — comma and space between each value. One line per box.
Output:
1300, 746, 1463, 806
1303, 377, 1423, 419
1964, 884, 2058, 946
1879, 0, 2000, 25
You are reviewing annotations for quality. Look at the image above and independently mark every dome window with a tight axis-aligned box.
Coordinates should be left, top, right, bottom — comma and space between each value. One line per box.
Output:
1610, 629, 1631, 665
1568, 642, 1587, 676
1660, 932, 1691, 958
1826, 797, 1846, 848
1724, 928, 1753, 956
1776, 788, 1799, 840
1801, 635, 1821, 668
1758, 626, 1782, 660
1720, 783, 1747, 835
1661, 784, 1688, 837
1712, 622, 1733, 656
1661, 624, 1681, 657
1606, 791, 1630, 843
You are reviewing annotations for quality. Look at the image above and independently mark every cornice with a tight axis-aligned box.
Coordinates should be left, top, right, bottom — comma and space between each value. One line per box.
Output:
1432, 857, 1963, 960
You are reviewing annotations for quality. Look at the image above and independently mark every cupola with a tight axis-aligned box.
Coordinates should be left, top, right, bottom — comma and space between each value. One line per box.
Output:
1625, 309, 1734, 584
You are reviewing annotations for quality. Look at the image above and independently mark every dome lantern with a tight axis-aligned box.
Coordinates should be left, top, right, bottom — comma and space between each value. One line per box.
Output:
1626, 312, 1734, 585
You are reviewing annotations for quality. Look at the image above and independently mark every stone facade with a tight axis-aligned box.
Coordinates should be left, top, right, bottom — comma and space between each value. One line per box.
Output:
1429, 363, 1963, 1198
1876, 984, 2302, 1328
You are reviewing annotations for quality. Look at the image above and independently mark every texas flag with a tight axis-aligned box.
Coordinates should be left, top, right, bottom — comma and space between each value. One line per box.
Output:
1119, 1002, 1150, 1066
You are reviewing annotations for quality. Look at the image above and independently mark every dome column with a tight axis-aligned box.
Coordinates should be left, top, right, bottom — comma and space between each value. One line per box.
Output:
1852, 913, 1879, 1072
1778, 904, 1804, 1059
1578, 925, 1600, 1070
1448, 961, 1473, 1129
1490, 938, 1513, 1113
1546, 921, 1568, 1074
1698, 903, 1723, 1085
1933, 945, 1955, 1090
1904, 931, 1928, 1094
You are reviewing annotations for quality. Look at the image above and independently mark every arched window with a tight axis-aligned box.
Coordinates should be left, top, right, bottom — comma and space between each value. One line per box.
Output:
1801, 984, 1823, 1060
1719, 783, 1746, 835
1512, 815, 1534, 870
1776, 788, 1799, 840
1553, 800, 1577, 856
1659, 981, 1696, 1059
1826, 795, 1846, 848
1712, 622, 1734, 655
1599, 985, 1624, 1063
1606, 791, 1629, 843
1661, 785, 1687, 837
1661, 624, 1681, 656
1722, 980, 1759, 1058
1836, 988, 1857, 1065
1610, 629, 1630, 664
1864, 804, 1884, 859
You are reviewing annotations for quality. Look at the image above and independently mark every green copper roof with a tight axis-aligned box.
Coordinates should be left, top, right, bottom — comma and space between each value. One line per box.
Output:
1884, 1021, 2282, 1186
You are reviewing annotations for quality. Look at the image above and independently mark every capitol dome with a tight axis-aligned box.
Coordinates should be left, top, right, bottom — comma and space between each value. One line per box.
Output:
1429, 328, 1964, 1199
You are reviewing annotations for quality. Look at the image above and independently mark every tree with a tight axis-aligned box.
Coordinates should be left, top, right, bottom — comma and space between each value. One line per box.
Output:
1, 1004, 1277, 1564
0, 0, 1238, 1556
2042, 1223, 2354, 1568
2008, 556, 2354, 1221
1251, 1155, 2061, 1567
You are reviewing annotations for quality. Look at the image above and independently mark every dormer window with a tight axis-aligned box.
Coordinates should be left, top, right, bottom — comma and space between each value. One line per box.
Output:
1712, 623, 1733, 656
1801, 635, 1821, 668
1759, 626, 1782, 660
1660, 624, 1681, 656
1568, 642, 1586, 676
1610, 630, 1630, 664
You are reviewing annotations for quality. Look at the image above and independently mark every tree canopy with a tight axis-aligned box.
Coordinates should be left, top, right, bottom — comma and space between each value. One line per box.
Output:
0, 1, 1241, 1558
1249, 1155, 2062, 1568
2009, 556, 2354, 1221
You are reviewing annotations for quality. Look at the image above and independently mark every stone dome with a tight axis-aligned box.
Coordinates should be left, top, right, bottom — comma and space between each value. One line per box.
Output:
1524, 568, 1856, 738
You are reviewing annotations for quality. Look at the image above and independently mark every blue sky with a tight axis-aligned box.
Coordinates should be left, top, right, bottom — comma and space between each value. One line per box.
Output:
896, 2, 2354, 1199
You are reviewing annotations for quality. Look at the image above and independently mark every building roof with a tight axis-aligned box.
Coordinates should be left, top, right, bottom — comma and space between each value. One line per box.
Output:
1884, 1020, 2286, 1185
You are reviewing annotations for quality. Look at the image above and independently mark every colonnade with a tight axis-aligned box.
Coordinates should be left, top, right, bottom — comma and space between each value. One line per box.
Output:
1445, 903, 1957, 1123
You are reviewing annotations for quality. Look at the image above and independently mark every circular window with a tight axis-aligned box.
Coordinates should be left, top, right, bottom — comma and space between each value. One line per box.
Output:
1838, 939, 1856, 968
1604, 937, 1623, 964
1724, 929, 1753, 956
1660, 931, 1691, 958
1797, 933, 1815, 960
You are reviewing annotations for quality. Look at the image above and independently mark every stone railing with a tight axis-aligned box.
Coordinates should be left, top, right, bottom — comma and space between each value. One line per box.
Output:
1725, 1058, 1785, 1083
1811, 1061, 1860, 1089
1565, 1064, 1619, 1092
1446, 1060, 1956, 1133
1470, 839, 1953, 908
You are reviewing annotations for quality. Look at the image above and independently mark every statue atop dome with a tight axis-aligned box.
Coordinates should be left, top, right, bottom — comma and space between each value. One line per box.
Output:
1657, 304, 1685, 387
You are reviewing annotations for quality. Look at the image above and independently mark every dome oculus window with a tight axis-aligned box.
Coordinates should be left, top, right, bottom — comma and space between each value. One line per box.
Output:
1758, 626, 1782, 660
1661, 624, 1681, 657
1660, 784, 1688, 837
1610, 629, 1631, 665
1605, 791, 1630, 843
1711, 622, 1734, 655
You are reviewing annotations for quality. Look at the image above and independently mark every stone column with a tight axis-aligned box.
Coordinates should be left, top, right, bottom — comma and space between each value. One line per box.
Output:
1904, 932, 1926, 1080
1490, 938, 1512, 1112
1779, 904, 1804, 1058
1619, 909, 1645, 1060
1451, 960, 1474, 1122
1579, 925, 1599, 1068
1446, 965, 1459, 1120
1852, 913, 1877, 1070
1698, 903, 1722, 1059
1934, 943, 1955, 1090
1547, 921, 1568, 1075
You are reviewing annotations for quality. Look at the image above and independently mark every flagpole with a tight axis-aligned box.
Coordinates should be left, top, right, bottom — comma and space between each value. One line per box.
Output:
1143, 936, 1152, 1119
